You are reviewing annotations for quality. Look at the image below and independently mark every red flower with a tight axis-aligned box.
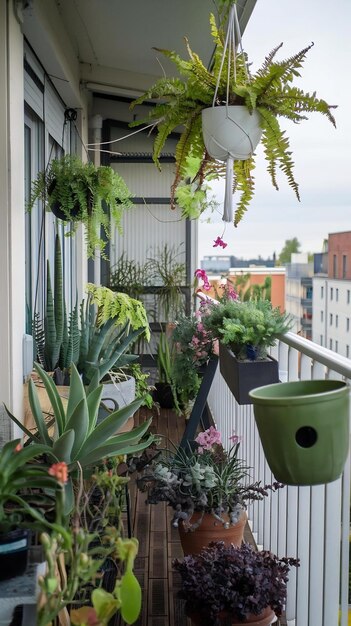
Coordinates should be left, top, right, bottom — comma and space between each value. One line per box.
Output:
48, 462, 68, 484
14, 443, 22, 452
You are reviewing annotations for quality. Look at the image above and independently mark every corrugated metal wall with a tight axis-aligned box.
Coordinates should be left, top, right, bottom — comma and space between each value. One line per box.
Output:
110, 162, 186, 268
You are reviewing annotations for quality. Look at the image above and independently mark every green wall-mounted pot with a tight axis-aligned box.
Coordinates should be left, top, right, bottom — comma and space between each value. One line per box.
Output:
249, 379, 349, 486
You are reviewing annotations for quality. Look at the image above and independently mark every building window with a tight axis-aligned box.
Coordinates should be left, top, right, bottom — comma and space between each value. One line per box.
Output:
321, 311, 324, 322
333, 254, 337, 278
329, 338, 333, 350
347, 345, 350, 358
347, 318, 350, 332
343, 255, 347, 279
348, 290, 350, 304
306, 286, 313, 299
330, 287, 333, 300
321, 285, 324, 298
336, 314, 339, 328
336, 288, 339, 301
320, 335, 323, 346
335, 340, 338, 352
330, 313, 333, 325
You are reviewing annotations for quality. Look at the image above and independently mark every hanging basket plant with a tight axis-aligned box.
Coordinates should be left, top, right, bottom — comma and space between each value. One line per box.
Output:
28, 155, 133, 257
130, 3, 336, 225
249, 379, 350, 486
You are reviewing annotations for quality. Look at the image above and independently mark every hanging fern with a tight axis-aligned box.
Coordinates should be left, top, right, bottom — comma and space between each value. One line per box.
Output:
27, 155, 133, 258
130, 11, 336, 226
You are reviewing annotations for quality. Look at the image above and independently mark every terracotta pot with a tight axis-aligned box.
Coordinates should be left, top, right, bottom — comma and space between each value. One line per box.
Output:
190, 606, 275, 626
178, 510, 247, 556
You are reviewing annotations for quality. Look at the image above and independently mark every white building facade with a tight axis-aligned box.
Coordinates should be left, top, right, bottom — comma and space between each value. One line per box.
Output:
312, 277, 351, 357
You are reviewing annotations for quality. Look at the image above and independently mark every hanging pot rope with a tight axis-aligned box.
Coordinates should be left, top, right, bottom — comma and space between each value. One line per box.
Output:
208, 3, 256, 224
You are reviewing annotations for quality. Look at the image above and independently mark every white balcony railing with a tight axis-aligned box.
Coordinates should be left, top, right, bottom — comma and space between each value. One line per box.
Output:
208, 332, 351, 626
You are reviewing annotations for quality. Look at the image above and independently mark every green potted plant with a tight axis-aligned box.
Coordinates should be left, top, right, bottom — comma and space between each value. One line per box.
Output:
0, 439, 63, 581
203, 299, 293, 404
154, 331, 177, 409
6, 362, 156, 514
173, 541, 299, 625
148, 244, 187, 322
171, 313, 215, 416
130, 10, 336, 225
137, 426, 282, 555
28, 155, 133, 257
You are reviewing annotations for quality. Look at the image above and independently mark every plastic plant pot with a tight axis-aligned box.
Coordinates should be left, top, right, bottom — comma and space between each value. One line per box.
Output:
249, 379, 349, 486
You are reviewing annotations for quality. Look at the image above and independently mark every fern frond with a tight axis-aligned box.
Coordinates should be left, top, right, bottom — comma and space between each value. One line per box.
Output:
259, 107, 300, 200
233, 157, 256, 227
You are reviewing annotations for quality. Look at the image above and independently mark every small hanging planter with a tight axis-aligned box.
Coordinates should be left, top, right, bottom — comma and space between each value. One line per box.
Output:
219, 343, 279, 405
249, 379, 350, 485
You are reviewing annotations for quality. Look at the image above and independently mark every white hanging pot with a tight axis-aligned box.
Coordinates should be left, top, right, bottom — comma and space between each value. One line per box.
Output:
202, 105, 262, 161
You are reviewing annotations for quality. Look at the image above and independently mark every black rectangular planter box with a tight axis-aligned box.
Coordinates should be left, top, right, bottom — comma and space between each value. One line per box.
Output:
219, 343, 279, 405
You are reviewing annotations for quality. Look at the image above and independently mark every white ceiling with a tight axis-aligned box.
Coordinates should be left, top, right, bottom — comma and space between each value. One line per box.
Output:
54, 0, 257, 94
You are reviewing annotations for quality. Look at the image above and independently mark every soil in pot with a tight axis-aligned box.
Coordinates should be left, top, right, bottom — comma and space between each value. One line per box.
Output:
178, 510, 247, 555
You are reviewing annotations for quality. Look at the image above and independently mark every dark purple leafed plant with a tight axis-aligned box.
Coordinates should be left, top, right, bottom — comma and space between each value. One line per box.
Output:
173, 541, 299, 625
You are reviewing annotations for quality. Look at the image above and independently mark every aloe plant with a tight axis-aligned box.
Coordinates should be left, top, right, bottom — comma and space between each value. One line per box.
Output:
6, 362, 155, 512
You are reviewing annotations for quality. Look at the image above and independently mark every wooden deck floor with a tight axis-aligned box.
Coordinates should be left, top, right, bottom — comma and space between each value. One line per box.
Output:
127, 406, 191, 626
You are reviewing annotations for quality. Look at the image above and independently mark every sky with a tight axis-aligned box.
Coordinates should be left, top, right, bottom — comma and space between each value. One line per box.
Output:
198, 0, 351, 262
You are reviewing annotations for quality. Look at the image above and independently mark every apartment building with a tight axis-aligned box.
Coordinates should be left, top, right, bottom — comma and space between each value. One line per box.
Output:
312, 232, 351, 357
285, 253, 313, 339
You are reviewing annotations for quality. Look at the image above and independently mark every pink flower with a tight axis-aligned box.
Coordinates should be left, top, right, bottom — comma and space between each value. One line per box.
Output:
229, 433, 242, 445
213, 236, 228, 249
195, 427, 222, 452
194, 268, 210, 290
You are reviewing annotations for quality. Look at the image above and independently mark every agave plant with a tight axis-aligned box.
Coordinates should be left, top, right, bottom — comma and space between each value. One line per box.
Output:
6, 362, 155, 512
131, 12, 336, 225
77, 294, 145, 385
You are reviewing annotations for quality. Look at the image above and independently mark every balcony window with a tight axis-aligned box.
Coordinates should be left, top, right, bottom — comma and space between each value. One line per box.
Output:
348, 290, 350, 304
321, 285, 324, 298
320, 335, 323, 346
336, 314, 339, 328
333, 254, 337, 278
321, 311, 324, 322
343, 255, 347, 279
347, 345, 350, 358
336, 288, 339, 301
330, 313, 333, 325
330, 287, 333, 300
347, 318, 350, 332
330, 338, 333, 350
335, 340, 338, 352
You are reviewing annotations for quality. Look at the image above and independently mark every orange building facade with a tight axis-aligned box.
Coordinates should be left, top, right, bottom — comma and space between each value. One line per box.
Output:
207, 267, 286, 312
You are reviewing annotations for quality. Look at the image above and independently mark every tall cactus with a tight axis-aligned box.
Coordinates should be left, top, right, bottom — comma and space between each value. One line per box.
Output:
33, 234, 66, 371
